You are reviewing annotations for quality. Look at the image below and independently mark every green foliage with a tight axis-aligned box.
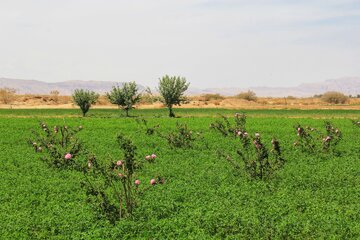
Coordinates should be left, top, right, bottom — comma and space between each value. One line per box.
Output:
135, 118, 160, 135
72, 89, 99, 117
1, 109, 360, 239
82, 133, 163, 223
294, 122, 342, 154
158, 75, 190, 117
161, 122, 200, 149
210, 113, 247, 137
237, 135, 285, 180
107, 82, 141, 117
30, 122, 84, 169
214, 114, 285, 180
352, 120, 360, 128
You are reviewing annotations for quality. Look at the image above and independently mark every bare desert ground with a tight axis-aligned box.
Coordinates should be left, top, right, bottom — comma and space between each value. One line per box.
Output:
0, 94, 359, 110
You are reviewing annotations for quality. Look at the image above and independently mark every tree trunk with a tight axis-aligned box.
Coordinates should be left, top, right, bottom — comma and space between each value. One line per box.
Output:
169, 106, 175, 118
126, 109, 129, 117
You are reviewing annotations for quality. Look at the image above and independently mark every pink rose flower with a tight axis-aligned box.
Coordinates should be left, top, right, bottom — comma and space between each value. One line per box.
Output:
150, 179, 156, 185
151, 154, 156, 159
65, 153, 72, 160
116, 160, 123, 166
134, 179, 140, 185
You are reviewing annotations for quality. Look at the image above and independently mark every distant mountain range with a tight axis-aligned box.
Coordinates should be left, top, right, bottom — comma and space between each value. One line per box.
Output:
0, 77, 359, 97
0, 78, 145, 95
188, 77, 360, 97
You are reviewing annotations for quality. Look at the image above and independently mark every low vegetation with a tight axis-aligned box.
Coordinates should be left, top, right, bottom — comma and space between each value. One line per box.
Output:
235, 90, 257, 101
49, 90, 60, 104
1, 108, 360, 238
321, 91, 349, 104
0, 87, 16, 105
201, 93, 225, 101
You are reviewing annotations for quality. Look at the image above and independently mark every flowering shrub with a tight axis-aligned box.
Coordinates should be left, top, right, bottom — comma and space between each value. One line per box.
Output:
145, 153, 157, 163
323, 122, 342, 151
293, 125, 317, 153
294, 122, 342, 154
161, 122, 201, 149
29, 122, 84, 169
221, 133, 285, 180
136, 118, 160, 135
352, 120, 360, 128
210, 113, 247, 138
212, 114, 284, 180
82, 133, 164, 223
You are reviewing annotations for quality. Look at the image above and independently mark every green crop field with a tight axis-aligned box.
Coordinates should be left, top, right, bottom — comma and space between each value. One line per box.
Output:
0, 108, 359, 239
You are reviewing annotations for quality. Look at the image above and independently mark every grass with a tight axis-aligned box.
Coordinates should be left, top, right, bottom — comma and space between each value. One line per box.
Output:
0, 108, 359, 118
0, 108, 359, 239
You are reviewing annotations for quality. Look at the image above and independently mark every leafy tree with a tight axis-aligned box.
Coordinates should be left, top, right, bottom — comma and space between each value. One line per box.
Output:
106, 82, 141, 117
158, 75, 190, 117
72, 89, 99, 117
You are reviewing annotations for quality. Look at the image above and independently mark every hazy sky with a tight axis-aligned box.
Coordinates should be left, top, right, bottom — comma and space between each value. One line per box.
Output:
0, 0, 359, 88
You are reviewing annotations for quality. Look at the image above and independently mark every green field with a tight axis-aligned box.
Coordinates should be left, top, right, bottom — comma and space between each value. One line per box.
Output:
1, 108, 359, 239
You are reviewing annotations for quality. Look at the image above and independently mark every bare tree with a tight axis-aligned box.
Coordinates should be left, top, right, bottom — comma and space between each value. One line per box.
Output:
50, 90, 60, 104
0, 88, 17, 105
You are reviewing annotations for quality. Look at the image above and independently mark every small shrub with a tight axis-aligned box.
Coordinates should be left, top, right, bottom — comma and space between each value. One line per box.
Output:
82, 133, 164, 223
210, 113, 247, 138
219, 133, 285, 180
135, 118, 160, 135
352, 120, 360, 128
202, 94, 225, 101
235, 90, 257, 101
294, 122, 342, 154
29, 122, 84, 169
213, 114, 284, 180
139, 93, 161, 104
161, 123, 201, 149
321, 91, 348, 104
0, 87, 16, 105
50, 90, 60, 104
72, 89, 99, 117
323, 122, 342, 151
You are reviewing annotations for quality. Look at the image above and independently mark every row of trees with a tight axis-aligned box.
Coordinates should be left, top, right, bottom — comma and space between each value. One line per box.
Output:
72, 75, 189, 117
